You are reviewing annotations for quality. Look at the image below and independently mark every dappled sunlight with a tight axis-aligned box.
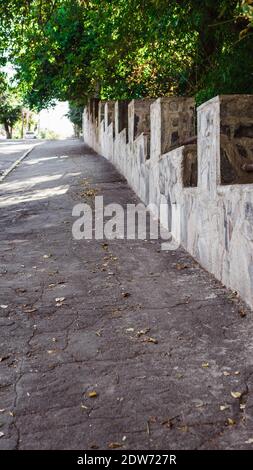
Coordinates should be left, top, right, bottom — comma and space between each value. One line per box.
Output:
0, 143, 34, 155
0, 174, 65, 192
24, 154, 72, 165
25, 156, 59, 165
0, 172, 81, 194
0, 184, 69, 207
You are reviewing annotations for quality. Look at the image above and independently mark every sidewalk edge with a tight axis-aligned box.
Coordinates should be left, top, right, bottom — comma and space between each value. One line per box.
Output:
0, 142, 44, 183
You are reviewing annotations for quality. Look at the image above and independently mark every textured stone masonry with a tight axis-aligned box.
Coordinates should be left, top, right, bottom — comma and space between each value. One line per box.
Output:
83, 95, 253, 309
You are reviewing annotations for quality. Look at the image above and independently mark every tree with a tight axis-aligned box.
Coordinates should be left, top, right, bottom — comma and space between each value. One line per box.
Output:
1, 0, 253, 110
0, 73, 22, 138
0, 97, 22, 139
67, 102, 83, 137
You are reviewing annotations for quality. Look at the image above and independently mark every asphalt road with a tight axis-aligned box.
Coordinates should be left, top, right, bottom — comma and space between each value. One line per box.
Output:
0, 140, 42, 176
0, 139, 253, 450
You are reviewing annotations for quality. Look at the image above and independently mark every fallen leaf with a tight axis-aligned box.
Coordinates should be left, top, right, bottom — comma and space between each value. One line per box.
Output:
137, 328, 150, 337
23, 307, 37, 314
81, 188, 98, 198
88, 391, 98, 398
220, 405, 230, 411
81, 404, 88, 410
178, 425, 188, 432
0, 432, 4, 438
142, 336, 158, 344
234, 371, 240, 375
245, 438, 253, 444
239, 307, 247, 318
43, 254, 52, 259
227, 418, 236, 426
108, 442, 122, 449
231, 391, 242, 399
176, 373, 184, 379
126, 328, 134, 333
176, 263, 188, 270
55, 296, 66, 307
15, 288, 27, 294
231, 290, 239, 298
149, 416, 157, 424
194, 400, 204, 408
146, 421, 150, 435
162, 419, 173, 429
0, 305, 8, 309
90, 444, 99, 449
223, 371, 231, 376
0, 355, 10, 362
122, 292, 130, 298
202, 363, 209, 368
240, 404, 246, 410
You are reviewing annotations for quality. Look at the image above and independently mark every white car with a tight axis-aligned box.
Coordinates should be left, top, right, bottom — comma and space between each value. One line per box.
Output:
25, 130, 37, 139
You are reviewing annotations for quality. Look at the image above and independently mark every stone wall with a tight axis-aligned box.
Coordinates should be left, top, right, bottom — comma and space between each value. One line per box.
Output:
83, 94, 253, 309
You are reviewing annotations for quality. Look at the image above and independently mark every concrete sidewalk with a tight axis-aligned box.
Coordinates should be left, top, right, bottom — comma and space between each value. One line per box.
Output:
0, 139, 253, 450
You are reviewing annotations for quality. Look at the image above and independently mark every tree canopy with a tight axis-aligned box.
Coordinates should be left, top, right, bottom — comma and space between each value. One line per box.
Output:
0, 0, 253, 110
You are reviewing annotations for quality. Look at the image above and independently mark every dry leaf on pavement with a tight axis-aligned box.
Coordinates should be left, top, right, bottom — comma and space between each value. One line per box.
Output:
88, 391, 98, 398
231, 391, 242, 399
220, 405, 230, 411
227, 418, 236, 426
108, 442, 122, 449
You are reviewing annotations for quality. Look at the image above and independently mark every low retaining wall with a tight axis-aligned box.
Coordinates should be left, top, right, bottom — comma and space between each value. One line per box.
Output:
83, 94, 253, 309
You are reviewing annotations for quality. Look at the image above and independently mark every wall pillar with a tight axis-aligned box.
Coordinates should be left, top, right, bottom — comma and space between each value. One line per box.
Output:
150, 97, 195, 162
198, 95, 253, 196
105, 101, 115, 131
128, 99, 155, 144
197, 96, 220, 197
115, 100, 129, 139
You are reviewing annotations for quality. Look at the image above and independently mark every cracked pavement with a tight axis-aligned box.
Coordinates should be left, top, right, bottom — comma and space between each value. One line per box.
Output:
0, 139, 253, 450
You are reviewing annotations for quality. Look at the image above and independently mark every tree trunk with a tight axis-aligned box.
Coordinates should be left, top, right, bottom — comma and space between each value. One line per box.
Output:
21, 110, 24, 138
4, 121, 12, 139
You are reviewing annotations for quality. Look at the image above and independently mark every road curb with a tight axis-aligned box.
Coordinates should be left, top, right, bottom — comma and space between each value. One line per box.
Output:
0, 142, 43, 183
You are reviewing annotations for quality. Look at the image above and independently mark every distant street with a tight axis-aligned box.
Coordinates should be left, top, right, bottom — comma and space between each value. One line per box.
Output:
0, 140, 253, 450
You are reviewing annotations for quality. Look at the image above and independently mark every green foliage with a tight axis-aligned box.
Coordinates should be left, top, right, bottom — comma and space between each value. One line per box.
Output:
67, 102, 83, 133
0, 73, 22, 138
0, 0, 253, 109
39, 129, 60, 140
238, 0, 253, 37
